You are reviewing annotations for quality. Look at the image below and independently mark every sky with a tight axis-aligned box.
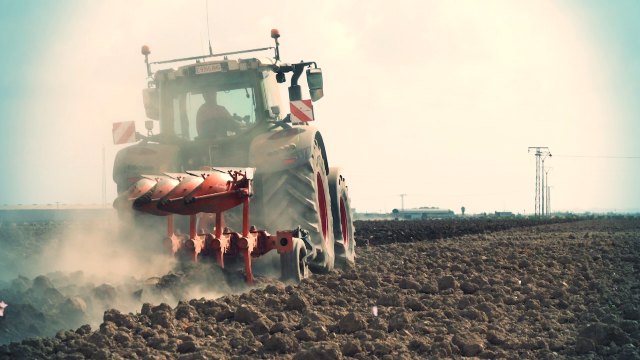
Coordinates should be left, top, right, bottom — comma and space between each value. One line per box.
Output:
0, 0, 639, 214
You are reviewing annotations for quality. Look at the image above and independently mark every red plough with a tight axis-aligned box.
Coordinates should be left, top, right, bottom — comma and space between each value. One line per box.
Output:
117, 168, 307, 284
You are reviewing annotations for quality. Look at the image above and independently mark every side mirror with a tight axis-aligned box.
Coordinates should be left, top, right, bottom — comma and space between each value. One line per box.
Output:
306, 68, 324, 101
309, 89, 324, 102
142, 88, 159, 120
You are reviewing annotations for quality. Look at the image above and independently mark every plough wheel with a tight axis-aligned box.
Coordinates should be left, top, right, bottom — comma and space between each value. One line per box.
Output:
329, 167, 355, 268
280, 237, 308, 282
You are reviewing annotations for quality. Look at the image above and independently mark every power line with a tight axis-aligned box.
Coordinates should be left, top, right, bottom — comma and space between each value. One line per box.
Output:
427, 190, 529, 198
554, 155, 640, 159
356, 190, 529, 202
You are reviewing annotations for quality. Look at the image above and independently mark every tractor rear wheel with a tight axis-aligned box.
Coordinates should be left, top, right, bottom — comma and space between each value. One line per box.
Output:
329, 167, 355, 268
256, 138, 335, 272
280, 237, 308, 282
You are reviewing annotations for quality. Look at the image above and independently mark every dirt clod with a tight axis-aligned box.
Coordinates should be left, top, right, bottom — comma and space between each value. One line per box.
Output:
337, 312, 367, 334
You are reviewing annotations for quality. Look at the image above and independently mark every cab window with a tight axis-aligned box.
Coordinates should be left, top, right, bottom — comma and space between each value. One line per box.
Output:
169, 87, 257, 141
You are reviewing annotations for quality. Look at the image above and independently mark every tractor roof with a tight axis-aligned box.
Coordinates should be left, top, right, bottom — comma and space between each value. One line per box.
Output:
154, 57, 276, 81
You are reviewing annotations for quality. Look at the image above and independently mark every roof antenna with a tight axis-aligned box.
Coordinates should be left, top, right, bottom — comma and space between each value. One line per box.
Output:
206, 0, 213, 56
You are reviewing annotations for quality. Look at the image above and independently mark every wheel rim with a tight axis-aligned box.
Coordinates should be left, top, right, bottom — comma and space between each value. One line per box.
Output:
316, 172, 329, 245
339, 197, 349, 248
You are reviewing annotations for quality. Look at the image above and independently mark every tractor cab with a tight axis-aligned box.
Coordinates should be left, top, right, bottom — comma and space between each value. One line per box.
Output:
143, 58, 284, 143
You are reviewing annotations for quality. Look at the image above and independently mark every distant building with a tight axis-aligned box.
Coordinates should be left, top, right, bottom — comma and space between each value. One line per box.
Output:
393, 207, 455, 220
353, 212, 394, 221
494, 211, 515, 217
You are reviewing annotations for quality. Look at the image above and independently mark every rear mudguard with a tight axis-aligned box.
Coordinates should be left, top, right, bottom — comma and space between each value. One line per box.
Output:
248, 125, 329, 175
113, 142, 181, 193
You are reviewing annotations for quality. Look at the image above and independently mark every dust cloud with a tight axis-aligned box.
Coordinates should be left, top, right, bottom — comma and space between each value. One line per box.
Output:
0, 211, 279, 344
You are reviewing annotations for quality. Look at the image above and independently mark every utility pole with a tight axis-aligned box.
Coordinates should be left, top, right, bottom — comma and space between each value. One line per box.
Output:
541, 158, 551, 215
399, 194, 407, 211
544, 168, 552, 216
528, 147, 551, 216
541, 163, 545, 215
102, 145, 107, 207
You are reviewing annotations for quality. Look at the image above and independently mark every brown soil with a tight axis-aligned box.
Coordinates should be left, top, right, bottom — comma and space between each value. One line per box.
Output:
1, 218, 639, 359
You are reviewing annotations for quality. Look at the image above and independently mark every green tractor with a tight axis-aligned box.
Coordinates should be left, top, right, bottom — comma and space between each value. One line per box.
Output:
112, 30, 354, 282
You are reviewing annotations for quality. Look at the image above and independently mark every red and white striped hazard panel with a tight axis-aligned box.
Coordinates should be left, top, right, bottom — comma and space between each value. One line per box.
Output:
112, 121, 136, 144
290, 100, 314, 122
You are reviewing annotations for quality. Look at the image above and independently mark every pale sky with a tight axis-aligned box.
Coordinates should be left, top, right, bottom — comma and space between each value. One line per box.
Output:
1, 0, 639, 214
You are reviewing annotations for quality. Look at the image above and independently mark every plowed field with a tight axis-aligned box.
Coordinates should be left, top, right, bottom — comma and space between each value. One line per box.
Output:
1, 217, 639, 359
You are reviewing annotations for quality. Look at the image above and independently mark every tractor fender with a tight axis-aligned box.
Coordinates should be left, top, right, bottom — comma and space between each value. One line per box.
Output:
248, 125, 329, 174
113, 142, 181, 194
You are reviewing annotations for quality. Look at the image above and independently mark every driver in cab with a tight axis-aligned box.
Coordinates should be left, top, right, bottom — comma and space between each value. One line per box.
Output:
196, 89, 242, 139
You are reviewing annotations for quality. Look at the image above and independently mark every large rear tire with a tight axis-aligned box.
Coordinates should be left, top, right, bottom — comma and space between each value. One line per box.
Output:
329, 167, 355, 268
255, 138, 335, 272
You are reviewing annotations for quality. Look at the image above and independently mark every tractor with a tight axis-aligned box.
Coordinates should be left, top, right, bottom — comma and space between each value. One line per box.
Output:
112, 30, 354, 283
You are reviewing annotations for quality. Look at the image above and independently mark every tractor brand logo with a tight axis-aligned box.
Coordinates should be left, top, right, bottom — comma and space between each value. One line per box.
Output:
195, 63, 223, 74
113, 121, 136, 144
290, 100, 314, 122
